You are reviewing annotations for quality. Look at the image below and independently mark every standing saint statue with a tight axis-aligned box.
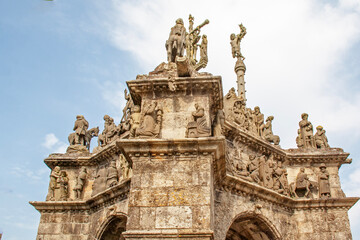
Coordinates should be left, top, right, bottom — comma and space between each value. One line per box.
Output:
298, 113, 315, 148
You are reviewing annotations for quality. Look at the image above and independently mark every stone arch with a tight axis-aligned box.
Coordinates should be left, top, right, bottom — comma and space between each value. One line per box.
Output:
225, 212, 281, 240
95, 214, 127, 240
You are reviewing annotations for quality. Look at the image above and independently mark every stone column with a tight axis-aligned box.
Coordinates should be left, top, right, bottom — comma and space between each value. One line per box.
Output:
234, 57, 246, 101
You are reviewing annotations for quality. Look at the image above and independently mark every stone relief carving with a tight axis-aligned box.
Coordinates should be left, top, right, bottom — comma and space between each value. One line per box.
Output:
91, 167, 107, 197
318, 163, 331, 199
46, 166, 70, 201
290, 168, 318, 198
224, 93, 281, 145
186, 103, 211, 138
136, 101, 163, 138
73, 167, 87, 200
213, 109, 225, 137
119, 89, 133, 136
59, 170, 69, 201
226, 141, 290, 196
46, 166, 61, 201
129, 105, 141, 138
119, 154, 132, 181
107, 160, 119, 188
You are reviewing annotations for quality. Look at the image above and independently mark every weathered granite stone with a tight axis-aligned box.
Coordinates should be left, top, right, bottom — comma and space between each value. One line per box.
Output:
30, 16, 358, 240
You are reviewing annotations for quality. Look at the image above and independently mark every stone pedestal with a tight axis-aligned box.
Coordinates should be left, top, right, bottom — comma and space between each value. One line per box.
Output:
127, 76, 223, 139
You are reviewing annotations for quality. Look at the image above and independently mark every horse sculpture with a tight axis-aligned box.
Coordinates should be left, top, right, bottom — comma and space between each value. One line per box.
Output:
68, 127, 99, 150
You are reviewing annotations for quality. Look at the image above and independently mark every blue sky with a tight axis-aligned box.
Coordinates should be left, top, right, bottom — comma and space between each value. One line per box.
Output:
1, 0, 360, 239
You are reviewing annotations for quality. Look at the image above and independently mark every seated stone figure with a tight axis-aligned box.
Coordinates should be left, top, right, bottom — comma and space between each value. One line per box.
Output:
263, 116, 280, 145
314, 125, 330, 149
98, 115, 118, 147
186, 103, 211, 138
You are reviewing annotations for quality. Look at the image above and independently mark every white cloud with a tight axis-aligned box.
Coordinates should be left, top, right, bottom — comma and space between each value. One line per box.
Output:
10, 166, 49, 182
42, 133, 67, 153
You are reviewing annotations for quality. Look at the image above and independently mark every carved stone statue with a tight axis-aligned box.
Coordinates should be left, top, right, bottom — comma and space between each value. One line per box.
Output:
230, 23, 247, 60
98, 115, 118, 146
106, 160, 119, 188
290, 168, 317, 198
298, 113, 315, 148
91, 167, 106, 197
186, 103, 211, 138
263, 116, 280, 145
129, 105, 141, 138
119, 89, 133, 135
46, 166, 61, 201
213, 109, 225, 137
119, 154, 132, 180
59, 170, 69, 201
253, 107, 265, 137
68, 127, 99, 151
318, 163, 331, 199
272, 161, 289, 196
137, 101, 162, 138
166, 18, 186, 63
314, 125, 330, 149
195, 35, 208, 71
248, 155, 260, 184
73, 167, 87, 200
73, 115, 89, 146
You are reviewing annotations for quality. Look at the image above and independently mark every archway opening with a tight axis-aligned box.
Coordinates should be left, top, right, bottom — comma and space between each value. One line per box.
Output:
98, 216, 127, 240
225, 215, 279, 240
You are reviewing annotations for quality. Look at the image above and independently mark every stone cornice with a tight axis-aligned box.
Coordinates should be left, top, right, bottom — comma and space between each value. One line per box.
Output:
117, 137, 226, 160
122, 229, 214, 239
30, 179, 130, 213
127, 76, 223, 109
221, 175, 358, 211
224, 121, 350, 166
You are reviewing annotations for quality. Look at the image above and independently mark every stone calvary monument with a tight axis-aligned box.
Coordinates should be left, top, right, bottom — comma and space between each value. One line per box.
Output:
30, 15, 358, 240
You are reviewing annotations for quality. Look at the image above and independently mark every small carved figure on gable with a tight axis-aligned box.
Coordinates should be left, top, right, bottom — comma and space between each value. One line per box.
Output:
213, 109, 225, 137
119, 154, 132, 181
186, 103, 211, 138
46, 166, 61, 201
119, 89, 133, 136
263, 116, 280, 145
106, 160, 119, 188
272, 161, 290, 196
253, 106, 265, 137
98, 115, 119, 147
195, 35, 208, 71
314, 125, 330, 149
73, 167, 87, 200
298, 113, 315, 149
259, 155, 274, 189
91, 167, 107, 197
318, 163, 331, 199
248, 155, 260, 184
129, 105, 141, 138
59, 170, 69, 201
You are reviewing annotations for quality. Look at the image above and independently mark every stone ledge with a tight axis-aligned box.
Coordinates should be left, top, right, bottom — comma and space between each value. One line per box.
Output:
127, 76, 223, 109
